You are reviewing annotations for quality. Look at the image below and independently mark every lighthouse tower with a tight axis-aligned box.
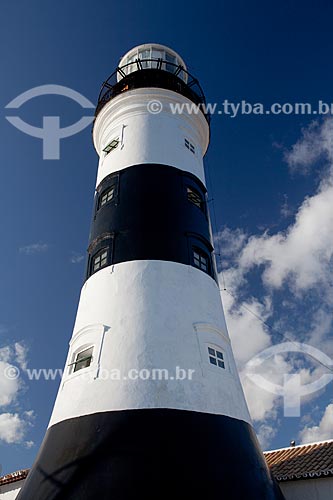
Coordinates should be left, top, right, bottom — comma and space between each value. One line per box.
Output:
18, 44, 284, 499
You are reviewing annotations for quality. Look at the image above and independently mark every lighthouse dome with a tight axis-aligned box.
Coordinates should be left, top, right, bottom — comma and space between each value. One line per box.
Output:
117, 43, 188, 82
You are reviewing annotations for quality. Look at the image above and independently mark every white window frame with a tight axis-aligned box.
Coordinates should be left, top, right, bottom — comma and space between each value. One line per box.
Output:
193, 323, 232, 377
100, 186, 115, 207
207, 346, 225, 369
62, 324, 109, 386
92, 248, 108, 273
193, 248, 208, 272
103, 137, 120, 155
69, 345, 94, 374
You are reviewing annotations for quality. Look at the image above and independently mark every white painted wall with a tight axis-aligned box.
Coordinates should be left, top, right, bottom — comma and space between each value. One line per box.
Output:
280, 477, 333, 500
93, 88, 210, 187
49, 260, 251, 427
0, 480, 25, 500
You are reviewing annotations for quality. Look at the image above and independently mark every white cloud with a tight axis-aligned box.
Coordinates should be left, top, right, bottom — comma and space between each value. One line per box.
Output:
70, 252, 85, 264
284, 118, 333, 174
217, 118, 333, 448
0, 361, 20, 407
257, 424, 278, 450
222, 290, 271, 366
0, 411, 34, 446
0, 345, 12, 364
229, 117, 333, 295
14, 342, 28, 371
221, 289, 287, 424
280, 194, 293, 219
241, 354, 290, 422
215, 227, 247, 261
299, 403, 333, 444
0, 343, 27, 406
238, 182, 333, 293
0, 341, 33, 446
0, 413, 26, 444
19, 242, 49, 255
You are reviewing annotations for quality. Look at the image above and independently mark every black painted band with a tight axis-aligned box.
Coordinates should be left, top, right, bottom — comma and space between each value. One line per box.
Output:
17, 409, 284, 500
86, 164, 217, 282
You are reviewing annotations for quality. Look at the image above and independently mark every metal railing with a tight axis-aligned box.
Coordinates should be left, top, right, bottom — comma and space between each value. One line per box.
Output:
95, 58, 209, 122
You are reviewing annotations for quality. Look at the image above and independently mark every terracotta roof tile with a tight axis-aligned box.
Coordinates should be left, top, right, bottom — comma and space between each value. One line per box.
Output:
264, 440, 333, 482
0, 469, 29, 486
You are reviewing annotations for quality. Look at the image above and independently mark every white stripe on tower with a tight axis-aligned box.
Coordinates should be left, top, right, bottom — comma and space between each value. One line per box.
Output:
93, 87, 209, 186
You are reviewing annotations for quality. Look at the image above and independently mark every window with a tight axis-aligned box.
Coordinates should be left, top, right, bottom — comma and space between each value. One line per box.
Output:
185, 138, 195, 154
103, 138, 119, 155
92, 248, 108, 274
95, 174, 119, 213
87, 234, 113, 281
100, 186, 115, 208
208, 347, 225, 369
193, 248, 208, 272
165, 51, 176, 72
72, 346, 93, 373
187, 186, 203, 210
138, 49, 150, 68
126, 55, 136, 74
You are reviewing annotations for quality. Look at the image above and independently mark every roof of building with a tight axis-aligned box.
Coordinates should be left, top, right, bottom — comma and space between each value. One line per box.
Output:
264, 439, 333, 482
0, 469, 29, 487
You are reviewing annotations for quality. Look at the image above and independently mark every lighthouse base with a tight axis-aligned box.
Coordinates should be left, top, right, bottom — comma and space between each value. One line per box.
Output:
18, 409, 284, 499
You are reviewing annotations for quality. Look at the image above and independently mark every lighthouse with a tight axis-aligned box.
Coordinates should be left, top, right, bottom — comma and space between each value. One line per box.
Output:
18, 44, 284, 499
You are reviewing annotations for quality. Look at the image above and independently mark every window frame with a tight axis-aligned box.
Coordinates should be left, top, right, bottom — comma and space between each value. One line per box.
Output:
87, 233, 114, 280
186, 185, 205, 211
192, 245, 210, 275
103, 137, 120, 155
184, 138, 195, 154
186, 233, 215, 280
208, 346, 225, 369
99, 185, 116, 209
69, 345, 94, 374
95, 173, 119, 213
91, 247, 109, 275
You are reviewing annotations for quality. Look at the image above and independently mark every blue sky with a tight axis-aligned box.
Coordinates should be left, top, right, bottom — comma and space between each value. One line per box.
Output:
1, 0, 333, 474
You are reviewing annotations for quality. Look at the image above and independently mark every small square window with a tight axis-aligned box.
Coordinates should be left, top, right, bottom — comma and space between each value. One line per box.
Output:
72, 346, 93, 373
208, 347, 225, 369
187, 186, 203, 210
184, 138, 195, 154
103, 138, 119, 155
92, 248, 108, 274
100, 186, 115, 208
193, 248, 208, 272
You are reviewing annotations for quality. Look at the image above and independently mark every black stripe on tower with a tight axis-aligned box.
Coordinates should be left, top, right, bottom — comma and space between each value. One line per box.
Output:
17, 409, 284, 500
86, 163, 217, 282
